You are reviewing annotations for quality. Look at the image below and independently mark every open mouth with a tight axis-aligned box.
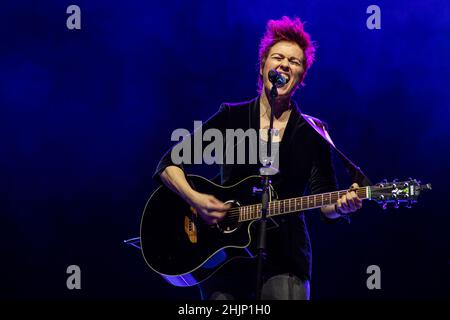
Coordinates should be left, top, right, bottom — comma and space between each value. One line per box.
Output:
279, 73, 290, 84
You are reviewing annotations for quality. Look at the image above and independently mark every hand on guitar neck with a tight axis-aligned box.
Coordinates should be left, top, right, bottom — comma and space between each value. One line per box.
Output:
327, 182, 363, 218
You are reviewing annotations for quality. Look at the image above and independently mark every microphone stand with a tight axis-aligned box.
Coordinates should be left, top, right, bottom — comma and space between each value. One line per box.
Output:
255, 83, 279, 300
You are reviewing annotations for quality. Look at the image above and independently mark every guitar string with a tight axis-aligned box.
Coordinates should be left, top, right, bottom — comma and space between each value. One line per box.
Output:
211, 188, 369, 224
191, 185, 400, 224
226, 185, 407, 222
220, 189, 365, 217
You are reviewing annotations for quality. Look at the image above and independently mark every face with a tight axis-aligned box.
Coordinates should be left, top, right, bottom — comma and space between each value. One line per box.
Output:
260, 41, 306, 97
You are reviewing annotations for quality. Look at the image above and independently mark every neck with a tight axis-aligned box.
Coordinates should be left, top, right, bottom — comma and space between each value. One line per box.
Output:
261, 88, 292, 118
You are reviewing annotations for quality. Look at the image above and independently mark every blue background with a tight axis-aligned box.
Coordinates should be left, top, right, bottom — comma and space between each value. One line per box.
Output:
1, 0, 449, 299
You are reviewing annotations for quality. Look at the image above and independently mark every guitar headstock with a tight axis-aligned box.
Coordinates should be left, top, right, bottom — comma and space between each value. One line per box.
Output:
369, 178, 432, 209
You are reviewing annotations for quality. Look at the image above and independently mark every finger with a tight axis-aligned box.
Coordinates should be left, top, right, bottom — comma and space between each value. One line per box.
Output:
346, 194, 356, 211
208, 201, 228, 211
354, 197, 363, 209
210, 211, 226, 221
351, 191, 363, 210
349, 191, 359, 210
338, 198, 349, 214
340, 195, 348, 211
210, 197, 231, 211
351, 190, 361, 202
355, 200, 363, 209
350, 183, 359, 190
212, 210, 226, 217
336, 199, 342, 213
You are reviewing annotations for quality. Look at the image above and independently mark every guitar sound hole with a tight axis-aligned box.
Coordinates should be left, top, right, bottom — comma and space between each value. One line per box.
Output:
217, 200, 240, 234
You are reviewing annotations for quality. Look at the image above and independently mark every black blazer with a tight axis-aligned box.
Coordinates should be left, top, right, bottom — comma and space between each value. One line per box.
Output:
154, 96, 339, 280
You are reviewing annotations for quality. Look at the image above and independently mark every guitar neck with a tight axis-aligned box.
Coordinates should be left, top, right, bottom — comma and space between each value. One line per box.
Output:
238, 187, 369, 222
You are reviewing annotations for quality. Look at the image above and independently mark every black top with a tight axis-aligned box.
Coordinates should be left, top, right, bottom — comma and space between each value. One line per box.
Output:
154, 96, 339, 281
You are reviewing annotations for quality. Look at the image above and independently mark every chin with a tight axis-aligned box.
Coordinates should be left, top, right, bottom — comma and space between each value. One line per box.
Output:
264, 84, 293, 97
278, 87, 293, 97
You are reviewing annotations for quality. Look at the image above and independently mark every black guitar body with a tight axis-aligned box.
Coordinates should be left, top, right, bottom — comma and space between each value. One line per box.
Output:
140, 173, 430, 287
140, 175, 263, 287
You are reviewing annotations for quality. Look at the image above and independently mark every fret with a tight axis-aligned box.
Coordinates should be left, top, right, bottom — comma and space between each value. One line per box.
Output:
239, 187, 368, 222
309, 196, 314, 208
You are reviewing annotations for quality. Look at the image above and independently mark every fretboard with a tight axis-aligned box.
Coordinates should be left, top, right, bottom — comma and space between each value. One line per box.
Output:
238, 187, 369, 222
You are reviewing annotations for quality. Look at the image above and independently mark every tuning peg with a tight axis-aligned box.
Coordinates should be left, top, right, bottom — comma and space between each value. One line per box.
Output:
406, 200, 412, 209
382, 202, 388, 210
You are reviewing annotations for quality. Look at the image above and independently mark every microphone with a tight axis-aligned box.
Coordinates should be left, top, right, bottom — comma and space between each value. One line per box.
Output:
268, 69, 287, 88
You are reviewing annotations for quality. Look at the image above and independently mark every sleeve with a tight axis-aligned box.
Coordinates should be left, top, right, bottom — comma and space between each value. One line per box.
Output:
309, 130, 338, 195
152, 103, 229, 184
308, 123, 347, 224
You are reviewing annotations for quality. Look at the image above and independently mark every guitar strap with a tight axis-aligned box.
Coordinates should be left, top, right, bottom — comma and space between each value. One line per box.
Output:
302, 114, 372, 187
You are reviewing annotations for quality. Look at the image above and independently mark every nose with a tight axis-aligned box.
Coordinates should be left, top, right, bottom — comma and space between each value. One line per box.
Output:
279, 58, 290, 71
